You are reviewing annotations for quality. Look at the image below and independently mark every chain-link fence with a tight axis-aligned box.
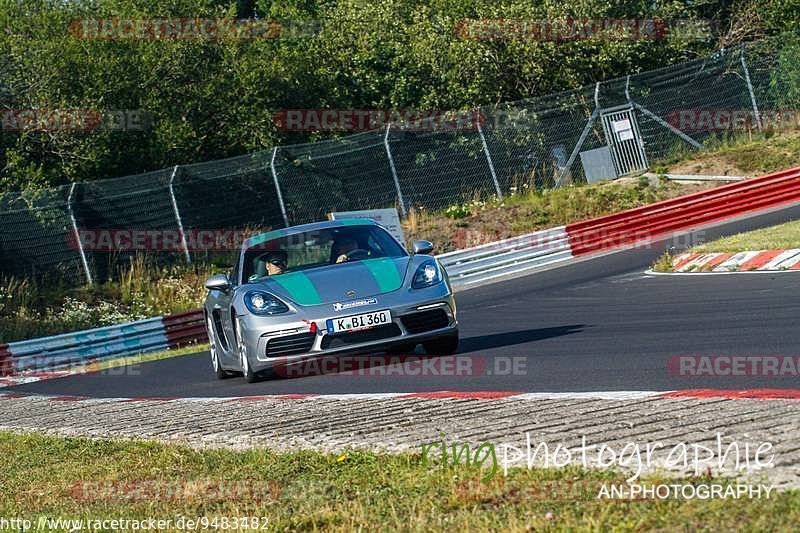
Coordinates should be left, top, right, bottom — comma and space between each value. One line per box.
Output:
1, 36, 797, 285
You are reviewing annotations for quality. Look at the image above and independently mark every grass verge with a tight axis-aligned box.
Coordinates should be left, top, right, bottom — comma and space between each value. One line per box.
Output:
651, 218, 800, 272
0, 431, 796, 531
80, 344, 209, 374
651, 251, 676, 273
689, 219, 800, 253
655, 129, 800, 178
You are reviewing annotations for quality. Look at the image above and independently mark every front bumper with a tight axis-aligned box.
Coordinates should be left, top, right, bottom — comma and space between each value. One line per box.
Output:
236, 283, 457, 372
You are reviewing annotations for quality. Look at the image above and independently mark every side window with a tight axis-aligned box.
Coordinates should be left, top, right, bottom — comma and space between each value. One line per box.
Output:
367, 234, 386, 257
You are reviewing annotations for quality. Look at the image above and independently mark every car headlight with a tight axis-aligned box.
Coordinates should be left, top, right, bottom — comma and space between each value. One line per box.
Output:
244, 291, 289, 315
412, 260, 443, 289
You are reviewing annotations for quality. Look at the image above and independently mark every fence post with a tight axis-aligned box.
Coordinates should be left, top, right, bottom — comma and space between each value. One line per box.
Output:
270, 147, 290, 227
476, 118, 503, 200
557, 82, 601, 187
67, 182, 93, 285
740, 46, 762, 131
384, 124, 407, 216
168, 165, 191, 264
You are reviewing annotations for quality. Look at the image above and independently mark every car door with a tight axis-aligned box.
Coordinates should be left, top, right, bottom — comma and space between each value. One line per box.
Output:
207, 260, 240, 366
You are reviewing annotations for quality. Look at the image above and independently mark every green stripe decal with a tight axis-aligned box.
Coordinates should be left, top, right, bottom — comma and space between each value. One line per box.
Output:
338, 218, 369, 226
272, 272, 322, 305
363, 258, 403, 293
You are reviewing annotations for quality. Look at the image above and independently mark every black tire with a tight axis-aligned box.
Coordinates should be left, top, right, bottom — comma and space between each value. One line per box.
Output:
208, 315, 233, 379
234, 318, 260, 383
242, 353, 259, 383
423, 333, 459, 355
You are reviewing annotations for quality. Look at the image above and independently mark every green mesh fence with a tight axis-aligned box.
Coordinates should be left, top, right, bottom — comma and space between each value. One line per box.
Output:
2, 37, 799, 286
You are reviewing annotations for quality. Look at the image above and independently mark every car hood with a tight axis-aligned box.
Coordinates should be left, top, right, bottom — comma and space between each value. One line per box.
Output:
254, 257, 410, 306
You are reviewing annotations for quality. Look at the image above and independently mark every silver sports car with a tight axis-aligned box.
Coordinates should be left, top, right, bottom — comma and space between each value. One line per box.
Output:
203, 219, 458, 382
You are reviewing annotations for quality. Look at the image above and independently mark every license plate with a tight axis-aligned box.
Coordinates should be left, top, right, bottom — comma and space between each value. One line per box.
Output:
326, 309, 392, 333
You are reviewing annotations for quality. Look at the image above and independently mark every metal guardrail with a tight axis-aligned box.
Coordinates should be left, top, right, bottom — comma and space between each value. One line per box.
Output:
437, 226, 573, 287
0, 310, 206, 375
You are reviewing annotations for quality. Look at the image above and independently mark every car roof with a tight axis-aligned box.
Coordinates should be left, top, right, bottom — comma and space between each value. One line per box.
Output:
243, 218, 377, 249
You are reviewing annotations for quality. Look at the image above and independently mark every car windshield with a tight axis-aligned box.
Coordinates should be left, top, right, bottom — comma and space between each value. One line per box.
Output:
241, 225, 406, 283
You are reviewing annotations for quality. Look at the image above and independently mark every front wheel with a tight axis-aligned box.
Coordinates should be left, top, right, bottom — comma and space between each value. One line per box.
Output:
235, 318, 259, 383
423, 332, 459, 355
208, 315, 233, 380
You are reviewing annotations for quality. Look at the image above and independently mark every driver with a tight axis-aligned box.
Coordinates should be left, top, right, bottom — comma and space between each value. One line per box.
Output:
253, 250, 287, 278
332, 236, 358, 264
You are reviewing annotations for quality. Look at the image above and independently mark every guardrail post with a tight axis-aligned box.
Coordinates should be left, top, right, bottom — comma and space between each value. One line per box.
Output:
67, 182, 93, 285
740, 46, 762, 131
168, 165, 191, 264
384, 124, 407, 216
270, 147, 290, 227
476, 118, 503, 200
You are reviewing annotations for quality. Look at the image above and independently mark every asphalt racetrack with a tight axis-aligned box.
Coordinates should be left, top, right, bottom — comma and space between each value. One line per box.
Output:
10, 204, 800, 398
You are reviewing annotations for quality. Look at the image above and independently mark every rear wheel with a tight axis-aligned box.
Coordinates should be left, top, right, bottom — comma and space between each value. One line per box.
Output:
423, 333, 459, 355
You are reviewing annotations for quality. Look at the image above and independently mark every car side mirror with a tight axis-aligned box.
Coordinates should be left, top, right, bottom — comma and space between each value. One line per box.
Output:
412, 240, 434, 255
205, 274, 231, 292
